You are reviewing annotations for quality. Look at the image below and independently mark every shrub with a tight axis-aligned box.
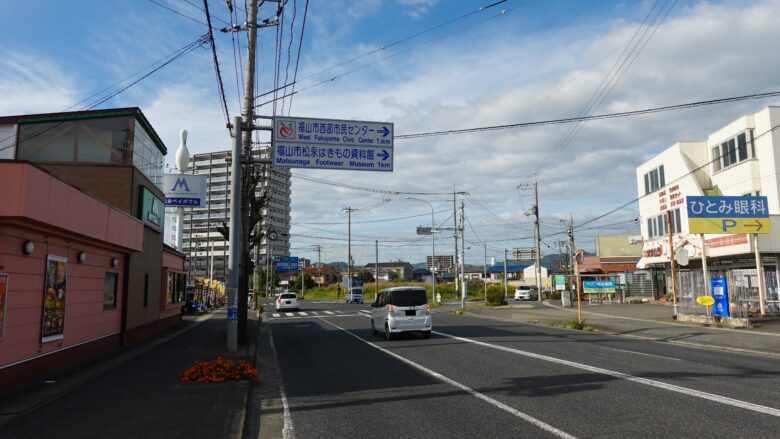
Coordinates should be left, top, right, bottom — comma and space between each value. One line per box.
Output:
486, 288, 507, 306
256, 303, 265, 313
567, 319, 587, 330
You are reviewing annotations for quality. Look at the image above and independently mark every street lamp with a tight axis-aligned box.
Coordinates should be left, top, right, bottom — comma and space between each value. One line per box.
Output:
408, 197, 437, 301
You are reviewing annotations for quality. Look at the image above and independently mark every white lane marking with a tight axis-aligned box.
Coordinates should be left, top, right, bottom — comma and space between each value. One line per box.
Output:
432, 330, 780, 417
268, 324, 295, 439
593, 345, 682, 361
298, 312, 308, 316
270, 314, 364, 321
359, 309, 371, 314
308, 311, 318, 316
273, 313, 281, 318
324, 311, 335, 315
321, 318, 577, 439
285, 313, 294, 317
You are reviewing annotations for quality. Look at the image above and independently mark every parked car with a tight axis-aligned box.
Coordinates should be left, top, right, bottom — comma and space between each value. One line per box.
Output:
514, 285, 539, 301
275, 292, 299, 311
371, 287, 432, 340
346, 287, 364, 304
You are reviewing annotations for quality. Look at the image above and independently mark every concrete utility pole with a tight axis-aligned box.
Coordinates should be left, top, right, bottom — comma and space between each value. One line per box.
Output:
503, 249, 508, 298
375, 240, 379, 300
533, 176, 542, 302
344, 207, 358, 291
460, 202, 467, 309
453, 190, 459, 297
409, 197, 436, 302
227, 115, 242, 352
316, 244, 322, 288
483, 243, 488, 303
666, 210, 679, 318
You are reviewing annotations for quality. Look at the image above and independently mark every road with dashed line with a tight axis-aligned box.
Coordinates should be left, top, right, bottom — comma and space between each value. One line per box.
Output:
262, 300, 780, 439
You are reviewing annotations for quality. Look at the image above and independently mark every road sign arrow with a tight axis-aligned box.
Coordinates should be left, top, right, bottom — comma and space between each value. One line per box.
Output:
745, 219, 763, 232
378, 126, 390, 137
379, 150, 390, 161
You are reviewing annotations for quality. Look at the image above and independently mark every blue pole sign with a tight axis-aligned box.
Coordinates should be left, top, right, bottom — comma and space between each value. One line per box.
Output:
227, 307, 238, 321
711, 277, 729, 317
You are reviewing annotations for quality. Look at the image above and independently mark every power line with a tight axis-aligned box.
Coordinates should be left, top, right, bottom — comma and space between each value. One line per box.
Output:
393, 89, 780, 140
203, 0, 231, 124
280, 0, 296, 116
290, 172, 467, 195
147, 0, 217, 29
254, 0, 509, 100
183, 0, 231, 25
286, 0, 308, 115
292, 208, 451, 225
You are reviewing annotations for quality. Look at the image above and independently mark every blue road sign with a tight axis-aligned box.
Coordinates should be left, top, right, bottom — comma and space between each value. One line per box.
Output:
227, 307, 238, 321
687, 195, 771, 234
273, 256, 300, 272
272, 116, 394, 172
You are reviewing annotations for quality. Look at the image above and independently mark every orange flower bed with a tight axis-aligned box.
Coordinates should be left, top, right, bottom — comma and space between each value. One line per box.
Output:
180, 357, 258, 383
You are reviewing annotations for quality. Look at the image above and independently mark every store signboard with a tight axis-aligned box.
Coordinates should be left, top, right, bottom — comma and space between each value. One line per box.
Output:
687, 196, 771, 234
583, 280, 616, 294
163, 174, 206, 207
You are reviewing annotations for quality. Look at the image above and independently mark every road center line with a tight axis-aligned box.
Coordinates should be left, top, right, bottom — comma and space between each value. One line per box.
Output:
592, 345, 682, 361
321, 318, 577, 439
432, 330, 780, 417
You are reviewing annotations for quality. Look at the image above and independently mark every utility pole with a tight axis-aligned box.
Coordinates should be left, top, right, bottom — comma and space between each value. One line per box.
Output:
316, 244, 322, 288
453, 190, 459, 298
375, 240, 379, 301
666, 210, 679, 318
344, 207, 358, 291
227, 115, 242, 352
503, 249, 508, 298
460, 202, 466, 310
483, 243, 488, 304
533, 175, 542, 302
519, 178, 543, 302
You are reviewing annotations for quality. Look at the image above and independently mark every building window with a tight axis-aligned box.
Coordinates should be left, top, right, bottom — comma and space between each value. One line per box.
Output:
714, 130, 753, 172
647, 208, 682, 238
104, 272, 118, 310
167, 272, 186, 304
643, 165, 665, 195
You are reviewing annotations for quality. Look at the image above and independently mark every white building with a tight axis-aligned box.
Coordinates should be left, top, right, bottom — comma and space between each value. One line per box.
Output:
636, 106, 780, 314
178, 148, 291, 280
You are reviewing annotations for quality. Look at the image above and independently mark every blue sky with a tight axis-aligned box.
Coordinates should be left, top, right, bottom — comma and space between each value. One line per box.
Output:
3, 0, 780, 266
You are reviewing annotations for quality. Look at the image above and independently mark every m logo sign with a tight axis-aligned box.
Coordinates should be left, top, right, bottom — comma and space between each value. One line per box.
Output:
163, 174, 206, 207
172, 177, 191, 192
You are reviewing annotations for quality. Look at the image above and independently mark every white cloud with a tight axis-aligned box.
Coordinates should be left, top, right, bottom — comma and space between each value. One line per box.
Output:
0, 52, 77, 114
398, 0, 439, 19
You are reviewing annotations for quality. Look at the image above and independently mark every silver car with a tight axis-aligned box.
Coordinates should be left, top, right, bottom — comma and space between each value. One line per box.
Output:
514, 286, 539, 301
371, 287, 432, 340
275, 292, 300, 311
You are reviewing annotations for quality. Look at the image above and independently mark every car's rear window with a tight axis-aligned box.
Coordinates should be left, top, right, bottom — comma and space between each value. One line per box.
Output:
390, 290, 427, 306
281, 293, 297, 299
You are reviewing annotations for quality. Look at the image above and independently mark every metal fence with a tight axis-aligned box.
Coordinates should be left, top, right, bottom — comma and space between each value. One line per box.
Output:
678, 268, 779, 318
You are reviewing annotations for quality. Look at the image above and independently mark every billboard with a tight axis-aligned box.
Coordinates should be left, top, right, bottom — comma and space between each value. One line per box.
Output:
687, 195, 770, 234
274, 256, 299, 272
163, 174, 207, 207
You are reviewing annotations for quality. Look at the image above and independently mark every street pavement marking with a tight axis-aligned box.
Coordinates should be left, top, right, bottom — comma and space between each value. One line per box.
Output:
298, 312, 308, 316
324, 311, 335, 315
268, 324, 296, 439
432, 330, 780, 418
273, 313, 281, 318
322, 318, 577, 439
593, 345, 682, 361
285, 313, 294, 317
308, 311, 318, 316
359, 309, 370, 314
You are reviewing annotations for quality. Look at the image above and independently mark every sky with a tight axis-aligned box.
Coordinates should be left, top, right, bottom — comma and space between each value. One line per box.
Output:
2, 0, 780, 266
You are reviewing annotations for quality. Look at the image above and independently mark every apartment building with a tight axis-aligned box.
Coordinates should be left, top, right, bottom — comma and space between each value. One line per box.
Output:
636, 106, 780, 313
178, 148, 291, 280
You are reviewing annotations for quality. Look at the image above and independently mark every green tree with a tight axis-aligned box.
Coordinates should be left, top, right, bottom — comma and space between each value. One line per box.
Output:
294, 272, 315, 291
258, 267, 280, 293
356, 268, 375, 283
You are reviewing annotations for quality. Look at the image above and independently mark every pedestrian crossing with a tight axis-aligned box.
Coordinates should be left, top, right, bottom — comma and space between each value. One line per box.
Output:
270, 309, 371, 319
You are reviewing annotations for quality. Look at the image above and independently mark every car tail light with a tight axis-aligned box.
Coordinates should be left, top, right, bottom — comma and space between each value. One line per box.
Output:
388, 304, 395, 317
426, 303, 431, 315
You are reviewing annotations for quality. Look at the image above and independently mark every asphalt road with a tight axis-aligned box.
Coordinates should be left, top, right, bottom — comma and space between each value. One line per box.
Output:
265, 300, 780, 439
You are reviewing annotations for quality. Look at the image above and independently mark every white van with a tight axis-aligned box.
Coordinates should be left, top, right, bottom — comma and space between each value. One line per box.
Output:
371, 287, 432, 340
346, 287, 364, 304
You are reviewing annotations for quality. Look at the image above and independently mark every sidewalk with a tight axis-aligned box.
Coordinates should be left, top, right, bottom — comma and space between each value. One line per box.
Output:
435, 300, 780, 357
0, 309, 259, 439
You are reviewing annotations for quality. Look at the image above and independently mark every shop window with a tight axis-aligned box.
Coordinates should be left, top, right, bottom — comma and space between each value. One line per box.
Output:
104, 272, 118, 310
167, 272, 186, 304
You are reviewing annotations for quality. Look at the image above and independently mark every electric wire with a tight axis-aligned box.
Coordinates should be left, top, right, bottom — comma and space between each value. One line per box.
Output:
148, 0, 217, 29
286, 0, 308, 115
280, 0, 296, 116
203, 0, 231, 124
